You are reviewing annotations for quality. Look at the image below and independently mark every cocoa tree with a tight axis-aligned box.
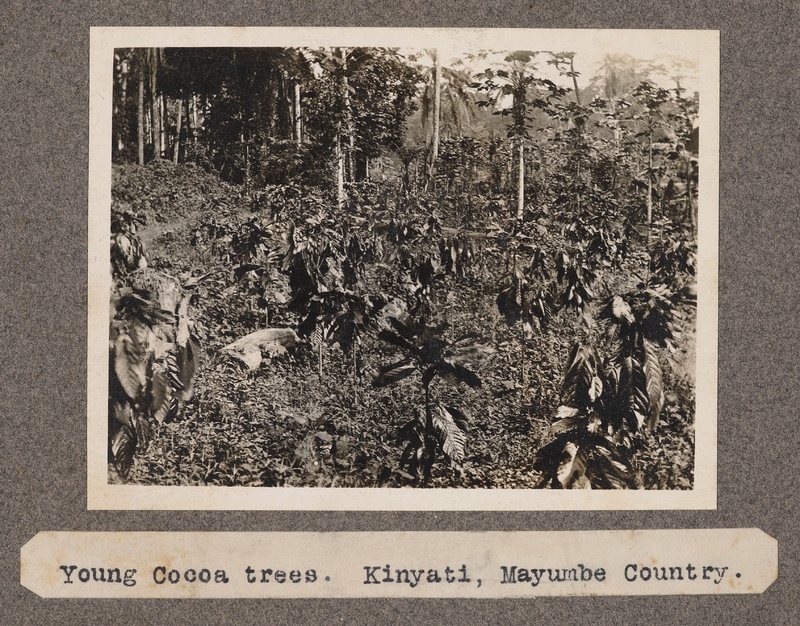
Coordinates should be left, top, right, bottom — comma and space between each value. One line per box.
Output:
373, 317, 492, 484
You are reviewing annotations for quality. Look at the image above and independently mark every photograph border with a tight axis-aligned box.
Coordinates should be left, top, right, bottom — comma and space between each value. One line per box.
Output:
88, 26, 719, 510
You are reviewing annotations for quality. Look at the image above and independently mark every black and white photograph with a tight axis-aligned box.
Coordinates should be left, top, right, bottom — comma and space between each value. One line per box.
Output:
88, 27, 718, 510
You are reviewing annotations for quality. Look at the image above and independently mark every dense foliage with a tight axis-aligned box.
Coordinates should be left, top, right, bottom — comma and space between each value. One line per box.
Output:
108, 47, 699, 489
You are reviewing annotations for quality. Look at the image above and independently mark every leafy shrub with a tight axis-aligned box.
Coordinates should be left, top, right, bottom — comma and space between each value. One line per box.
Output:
111, 210, 148, 276
534, 279, 693, 488
373, 317, 492, 484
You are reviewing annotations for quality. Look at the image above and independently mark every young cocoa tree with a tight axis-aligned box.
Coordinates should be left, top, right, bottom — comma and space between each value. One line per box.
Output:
533, 279, 693, 488
109, 282, 200, 480
373, 317, 492, 484
496, 237, 553, 390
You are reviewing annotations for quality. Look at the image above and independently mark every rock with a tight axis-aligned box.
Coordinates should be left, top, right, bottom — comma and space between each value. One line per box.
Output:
221, 328, 300, 370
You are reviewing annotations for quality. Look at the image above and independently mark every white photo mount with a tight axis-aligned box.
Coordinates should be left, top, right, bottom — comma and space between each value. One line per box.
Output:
89, 27, 719, 510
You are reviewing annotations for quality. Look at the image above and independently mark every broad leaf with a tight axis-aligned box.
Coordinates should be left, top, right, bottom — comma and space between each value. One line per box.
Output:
554, 405, 580, 419
114, 334, 147, 401
432, 404, 469, 463
601, 294, 634, 326
421, 366, 437, 389
548, 416, 583, 435
329, 312, 356, 353
175, 339, 199, 400
556, 442, 589, 488
109, 423, 136, 477
440, 361, 482, 388
377, 329, 414, 353
147, 331, 173, 361
373, 359, 416, 387
443, 405, 470, 431
589, 446, 639, 489
149, 365, 170, 424
387, 316, 418, 342
398, 416, 425, 477
109, 396, 133, 429
233, 263, 262, 281
613, 354, 650, 433
561, 343, 600, 408
131, 407, 151, 454
642, 339, 665, 430
448, 334, 494, 361
588, 375, 603, 402
496, 284, 521, 323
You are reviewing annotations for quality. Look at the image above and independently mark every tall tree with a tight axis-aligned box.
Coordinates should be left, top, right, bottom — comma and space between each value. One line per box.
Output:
475, 51, 565, 220
301, 47, 352, 208
146, 48, 162, 158
112, 51, 131, 159
588, 54, 665, 146
136, 52, 145, 165
293, 80, 302, 144
172, 91, 183, 164
427, 49, 442, 189
192, 48, 290, 184
548, 51, 582, 105
627, 81, 671, 228
339, 48, 352, 207
304, 48, 420, 194
416, 50, 474, 190
666, 81, 699, 232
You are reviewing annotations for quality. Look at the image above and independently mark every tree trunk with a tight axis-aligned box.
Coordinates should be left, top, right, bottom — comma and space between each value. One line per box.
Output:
267, 71, 279, 139
148, 49, 160, 158
182, 76, 192, 156
137, 63, 145, 166
173, 94, 183, 164
685, 153, 697, 235
117, 59, 128, 155
354, 153, 369, 182
514, 252, 527, 391
277, 70, 294, 140
340, 48, 354, 183
293, 81, 302, 144
646, 131, 653, 227
426, 50, 442, 191
423, 382, 435, 485
244, 141, 250, 192
336, 129, 345, 210
352, 342, 358, 407
159, 92, 167, 157
191, 94, 198, 147
234, 50, 251, 191
517, 141, 525, 220
335, 48, 352, 208
570, 56, 581, 106
519, 322, 528, 394
318, 331, 324, 379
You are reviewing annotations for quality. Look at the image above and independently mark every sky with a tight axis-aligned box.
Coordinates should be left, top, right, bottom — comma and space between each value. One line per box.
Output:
394, 29, 706, 95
